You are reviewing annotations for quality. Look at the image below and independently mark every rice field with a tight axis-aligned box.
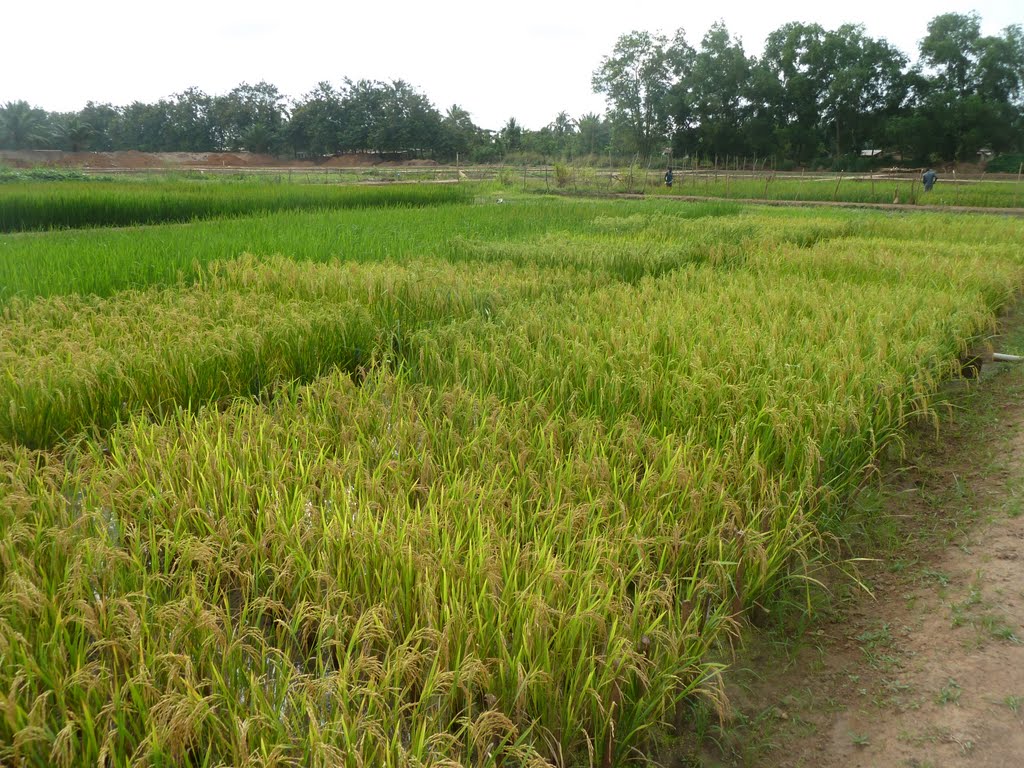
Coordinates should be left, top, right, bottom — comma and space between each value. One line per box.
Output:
2, 183, 1023, 766
0, 179, 469, 233
525, 168, 1024, 209
649, 173, 1024, 208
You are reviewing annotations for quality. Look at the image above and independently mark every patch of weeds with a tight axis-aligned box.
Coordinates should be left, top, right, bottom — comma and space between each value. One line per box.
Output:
1002, 486, 1023, 518
824, 696, 843, 712
691, 699, 779, 767
850, 732, 870, 747
948, 584, 1020, 643
950, 585, 984, 628
857, 623, 894, 647
977, 613, 1021, 643
937, 678, 961, 706
887, 556, 920, 574
1004, 694, 1022, 713
922, 568, 951, 587
884, 678, 912, 695
857, 623, 901, 671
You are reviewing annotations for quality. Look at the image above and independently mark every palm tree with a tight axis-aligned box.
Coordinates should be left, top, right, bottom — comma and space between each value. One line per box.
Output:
500, 117, 522, 153
550, 111, 577, 137
0, 101, 50, 149
59, 116, 95, 152
577, 113, 604, 156
442, 105, 476, 160
548, 111, 578, 158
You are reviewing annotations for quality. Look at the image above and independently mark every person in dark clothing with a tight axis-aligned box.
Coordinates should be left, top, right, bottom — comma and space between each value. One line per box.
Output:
664, 167, 674, 188
922, 168, 938, 192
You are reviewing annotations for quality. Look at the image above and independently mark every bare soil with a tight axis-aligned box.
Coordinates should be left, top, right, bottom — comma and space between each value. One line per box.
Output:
0, 149, 437, 170
699, 310, 1024, 767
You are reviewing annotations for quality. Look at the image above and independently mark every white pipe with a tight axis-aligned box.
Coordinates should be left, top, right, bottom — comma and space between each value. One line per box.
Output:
992, 353, 1024, 363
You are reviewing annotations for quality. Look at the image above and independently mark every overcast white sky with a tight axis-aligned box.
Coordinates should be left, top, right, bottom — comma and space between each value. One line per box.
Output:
2, 1, 1020, 130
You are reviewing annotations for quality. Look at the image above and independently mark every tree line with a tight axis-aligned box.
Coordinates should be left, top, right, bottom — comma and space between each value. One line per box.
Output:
594, 12, 1023, 168
2, 12, 1021, 166
0, 78, 592, 164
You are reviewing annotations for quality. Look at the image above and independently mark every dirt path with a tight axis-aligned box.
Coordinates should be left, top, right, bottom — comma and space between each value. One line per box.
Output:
700, 315, 1024, 767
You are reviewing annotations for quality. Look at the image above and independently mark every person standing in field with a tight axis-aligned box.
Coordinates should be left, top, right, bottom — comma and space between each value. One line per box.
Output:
922, 168, 938, 192
665, 167, 674, 188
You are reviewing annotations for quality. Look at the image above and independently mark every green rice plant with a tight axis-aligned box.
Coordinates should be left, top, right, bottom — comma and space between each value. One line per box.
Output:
0, 255, 590, 448
0, 365, 741, 766
0, 178, 471, 232
643, 174, 1024, 209
2, 199, 1024, 765
0, 196, 741, 303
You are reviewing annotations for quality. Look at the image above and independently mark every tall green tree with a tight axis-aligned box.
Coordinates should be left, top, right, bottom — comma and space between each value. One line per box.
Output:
288, 82, 345, 156
212, 82, 287, 153
371, 81, 443, 154
77, 102, 120, 151
440, 104, 478, 160
917, 14, 1024, 159
592, 29, 693, 157
165, 88, 216, 151
818, 25, 909, 157
682, 22, 752, 158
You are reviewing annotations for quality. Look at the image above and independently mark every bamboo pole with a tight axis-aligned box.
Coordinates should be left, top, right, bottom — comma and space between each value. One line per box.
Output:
832, 173, 843, 201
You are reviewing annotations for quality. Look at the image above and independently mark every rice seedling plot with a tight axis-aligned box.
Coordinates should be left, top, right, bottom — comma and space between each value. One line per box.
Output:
0, 178, 470, 233
2, 195, 1024, 765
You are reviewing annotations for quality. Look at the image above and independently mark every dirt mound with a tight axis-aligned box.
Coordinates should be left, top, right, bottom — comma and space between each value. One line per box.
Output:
185, 152, 283, 167
322, 153, 383, 167
114, 151, 166, 168
1, 149, 437, 170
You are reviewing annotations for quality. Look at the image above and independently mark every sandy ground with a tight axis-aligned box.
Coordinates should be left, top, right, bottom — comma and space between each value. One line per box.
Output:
699, 314, 1024, 767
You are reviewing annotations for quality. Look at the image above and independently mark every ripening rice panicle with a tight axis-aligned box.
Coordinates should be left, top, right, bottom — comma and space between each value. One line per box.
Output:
1, 192, 1022, 765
